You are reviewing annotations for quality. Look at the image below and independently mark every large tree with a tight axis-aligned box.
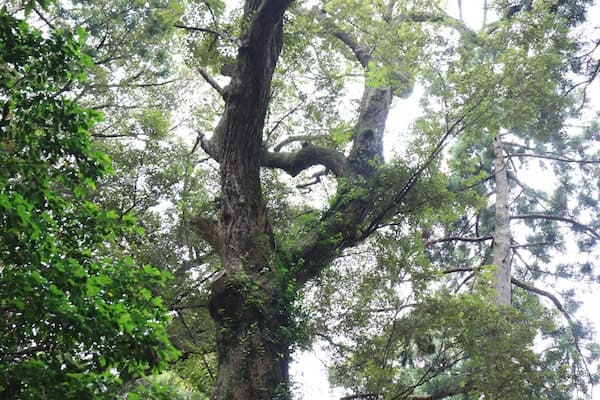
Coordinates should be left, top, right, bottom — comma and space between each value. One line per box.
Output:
164, 0, 600, 399
180, 1, 600, 399
8, 0, 600, 399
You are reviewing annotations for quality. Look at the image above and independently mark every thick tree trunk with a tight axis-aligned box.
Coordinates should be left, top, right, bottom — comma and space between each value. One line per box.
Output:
193, 2, 402, 398
209, 277, 290, 400
492, 134, 511, 305
194, 2, 293, 399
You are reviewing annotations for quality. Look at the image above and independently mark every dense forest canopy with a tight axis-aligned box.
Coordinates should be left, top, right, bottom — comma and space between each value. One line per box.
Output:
2, 0, 600, 399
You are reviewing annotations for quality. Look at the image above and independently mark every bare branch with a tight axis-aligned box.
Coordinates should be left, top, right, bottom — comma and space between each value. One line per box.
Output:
403, 11, 479, 43
507, 170, 549, 206
511, 277, 594, 383
444, 267, 477, 274
266, 102, 304, 140
92, 133, 138, 139
174, 23, 237, 43
33, 7, 56, 29
510, 213, 600, 239
87, 78, 181, 89
296, 169, 329, 190
198, 67, 225, 97
426, 235, 493, 246
508, 152, 600, 165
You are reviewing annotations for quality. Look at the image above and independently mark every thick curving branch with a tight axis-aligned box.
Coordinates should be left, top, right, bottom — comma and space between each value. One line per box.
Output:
261, 143, 347, 177
199, 129, 346, 177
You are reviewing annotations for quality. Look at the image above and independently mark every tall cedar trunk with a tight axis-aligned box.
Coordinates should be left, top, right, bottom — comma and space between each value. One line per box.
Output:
492, 134, 511, 305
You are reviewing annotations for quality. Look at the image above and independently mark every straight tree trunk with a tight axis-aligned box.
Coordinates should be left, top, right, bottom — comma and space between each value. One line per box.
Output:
492, 134, 511, 305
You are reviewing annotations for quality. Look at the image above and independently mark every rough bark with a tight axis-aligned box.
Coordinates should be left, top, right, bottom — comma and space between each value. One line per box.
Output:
195, 2, 294, 399
209, 275, 291, 400
492, 134, 511, 306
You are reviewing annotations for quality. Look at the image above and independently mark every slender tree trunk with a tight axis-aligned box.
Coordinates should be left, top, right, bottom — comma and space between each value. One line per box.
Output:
492, 134, 511, 305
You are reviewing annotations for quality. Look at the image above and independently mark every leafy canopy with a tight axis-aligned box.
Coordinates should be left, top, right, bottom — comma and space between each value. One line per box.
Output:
0, 9, 177, 399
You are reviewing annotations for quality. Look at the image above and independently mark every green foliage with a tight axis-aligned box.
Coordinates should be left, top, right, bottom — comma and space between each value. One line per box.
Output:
322, 264, 581, 399
0, 11, 177, 399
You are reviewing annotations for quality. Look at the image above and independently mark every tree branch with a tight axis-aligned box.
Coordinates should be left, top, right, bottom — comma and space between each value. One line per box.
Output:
174, 23, 237, 44
402, 11, 479, 44
273, 135, 316, 152
296, 169, 329, 191
262, 143, 347, 177
33, 6, 56, 30
196, 131, 219, 161
510, 213, 600, 239
331, 30, 370, 67
265, 101, 304, 142
511, 277, 594, 383
198, 67, 225, 97
426, 235, 493, 246
508, 152, 600, 165
190, 216, 221, 251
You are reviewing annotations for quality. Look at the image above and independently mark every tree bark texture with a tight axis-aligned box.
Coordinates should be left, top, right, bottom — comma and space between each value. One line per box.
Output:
492, 134, 511, 306
198, 2, 294, 399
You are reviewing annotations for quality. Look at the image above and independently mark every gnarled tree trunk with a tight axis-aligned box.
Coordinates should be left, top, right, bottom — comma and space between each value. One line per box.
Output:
193, 2, 293, 399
